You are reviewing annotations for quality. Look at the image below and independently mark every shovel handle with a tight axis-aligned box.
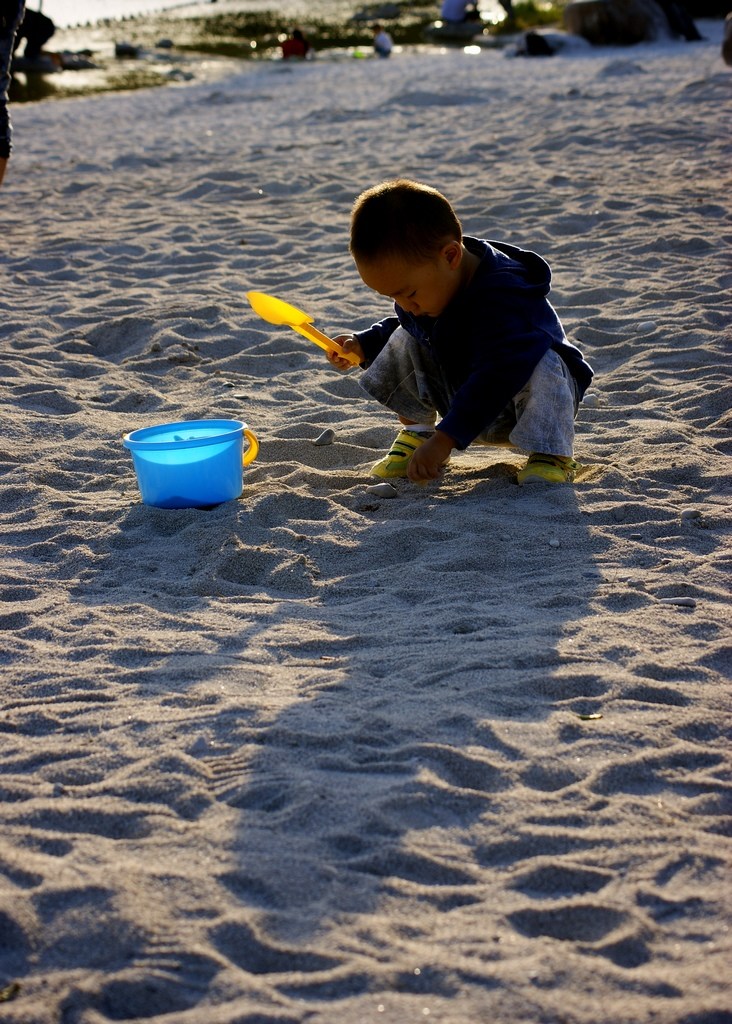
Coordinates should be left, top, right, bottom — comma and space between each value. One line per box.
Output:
293, 323, 361, 366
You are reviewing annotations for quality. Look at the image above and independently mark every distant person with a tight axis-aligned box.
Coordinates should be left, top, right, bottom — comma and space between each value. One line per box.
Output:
0, 0, 24, 187
12, 5, 54, 60
325, 179, 594, 486
372, 23, 393, 58
440, 0, 480, 22
281, 28, 310, 60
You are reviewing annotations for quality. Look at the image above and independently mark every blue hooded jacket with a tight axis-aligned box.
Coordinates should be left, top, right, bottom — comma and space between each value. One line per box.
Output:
354, 236, 593, 450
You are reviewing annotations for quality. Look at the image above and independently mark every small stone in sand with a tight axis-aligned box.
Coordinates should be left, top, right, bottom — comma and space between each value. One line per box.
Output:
313, 428, 335, 446
366, 482, 397, 498
680, 508, 701, 521
658, 597, 697, 608
548, 537, 560, 548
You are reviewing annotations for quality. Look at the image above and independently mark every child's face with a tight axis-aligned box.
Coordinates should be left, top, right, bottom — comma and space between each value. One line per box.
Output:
355, 241, 465, 319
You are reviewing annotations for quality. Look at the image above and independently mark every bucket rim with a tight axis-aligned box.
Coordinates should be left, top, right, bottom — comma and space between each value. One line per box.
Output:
122, 418, 247, 452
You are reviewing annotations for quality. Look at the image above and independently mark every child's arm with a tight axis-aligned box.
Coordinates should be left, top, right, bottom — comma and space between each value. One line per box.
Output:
327, 334, 364, 372
407, 430, 455, 483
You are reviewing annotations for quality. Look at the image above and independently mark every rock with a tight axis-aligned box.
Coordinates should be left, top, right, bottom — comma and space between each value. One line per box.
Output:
313, 428, 335, 446
680, 508, 701, 521
366, 482, 398, 498
546, 30, 592, 52
657, 596, 697, 608
723, 12, 732, 66
115, 41, 140, 58
58, 51, 98, 70
164, 343, 201, 365
548, 537, 561, 548
520, 30, 557, 56
563, 0, 671, 45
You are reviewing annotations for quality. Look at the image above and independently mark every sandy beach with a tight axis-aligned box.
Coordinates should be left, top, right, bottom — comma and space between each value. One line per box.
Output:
1, 18, 731, 1024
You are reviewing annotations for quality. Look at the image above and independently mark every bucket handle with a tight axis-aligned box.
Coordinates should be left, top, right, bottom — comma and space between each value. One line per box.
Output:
243, 427, 259, 466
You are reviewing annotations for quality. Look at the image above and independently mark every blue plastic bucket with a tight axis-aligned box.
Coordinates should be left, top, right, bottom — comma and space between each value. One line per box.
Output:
122, 419, 259, 509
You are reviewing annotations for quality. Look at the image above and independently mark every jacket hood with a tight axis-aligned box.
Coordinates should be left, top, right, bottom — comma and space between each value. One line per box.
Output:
466, 236, 553, 296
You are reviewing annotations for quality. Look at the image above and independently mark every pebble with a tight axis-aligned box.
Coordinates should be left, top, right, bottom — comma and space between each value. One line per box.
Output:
637, 321, 657, 333
583, 393, 600, 408
680, 508, 701, 521
658, 597, 697, 608
366, 482, 397, 498
548, 537, 560, 548
313, 428, 335, 446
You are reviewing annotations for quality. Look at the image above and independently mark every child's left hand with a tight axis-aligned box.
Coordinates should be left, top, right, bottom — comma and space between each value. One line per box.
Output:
407, 430, 454, 483
327, 334, 363, 372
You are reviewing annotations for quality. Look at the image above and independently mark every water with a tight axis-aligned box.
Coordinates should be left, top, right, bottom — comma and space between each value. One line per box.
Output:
36, 0, 507, 31
35, 0, 230, 30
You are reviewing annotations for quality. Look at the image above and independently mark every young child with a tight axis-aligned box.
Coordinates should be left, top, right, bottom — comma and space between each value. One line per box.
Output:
371, 24, 393, 58
326, 179, 593, 485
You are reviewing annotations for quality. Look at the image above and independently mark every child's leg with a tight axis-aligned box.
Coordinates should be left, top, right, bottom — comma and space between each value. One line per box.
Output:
359, 327, 447, 426
360, 328, 451, 478
509, 349, 579, 483
510, 348, 578, 455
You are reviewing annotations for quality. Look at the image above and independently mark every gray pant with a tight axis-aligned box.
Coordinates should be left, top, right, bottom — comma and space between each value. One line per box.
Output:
360, 327, 578, 455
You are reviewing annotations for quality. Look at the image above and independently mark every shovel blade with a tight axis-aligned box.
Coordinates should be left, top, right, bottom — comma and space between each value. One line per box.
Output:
246, 290, 361, 366
246, 291, 313, 328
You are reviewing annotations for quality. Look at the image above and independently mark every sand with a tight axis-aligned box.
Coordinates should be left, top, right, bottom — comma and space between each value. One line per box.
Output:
1, 20, 731, 1024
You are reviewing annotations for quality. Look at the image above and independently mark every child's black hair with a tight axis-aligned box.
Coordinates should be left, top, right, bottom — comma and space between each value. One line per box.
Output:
350, 179, 462, 264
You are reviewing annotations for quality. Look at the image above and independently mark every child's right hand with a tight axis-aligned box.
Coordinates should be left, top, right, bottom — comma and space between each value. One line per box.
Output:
327, 334, 364, 371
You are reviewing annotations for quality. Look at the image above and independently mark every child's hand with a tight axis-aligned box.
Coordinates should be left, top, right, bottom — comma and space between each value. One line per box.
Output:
327, 334, 363, 372
407, 430, 454, 483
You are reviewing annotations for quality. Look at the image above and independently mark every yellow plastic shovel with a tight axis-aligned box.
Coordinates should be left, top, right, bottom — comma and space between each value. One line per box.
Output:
246, 291, 361, 366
